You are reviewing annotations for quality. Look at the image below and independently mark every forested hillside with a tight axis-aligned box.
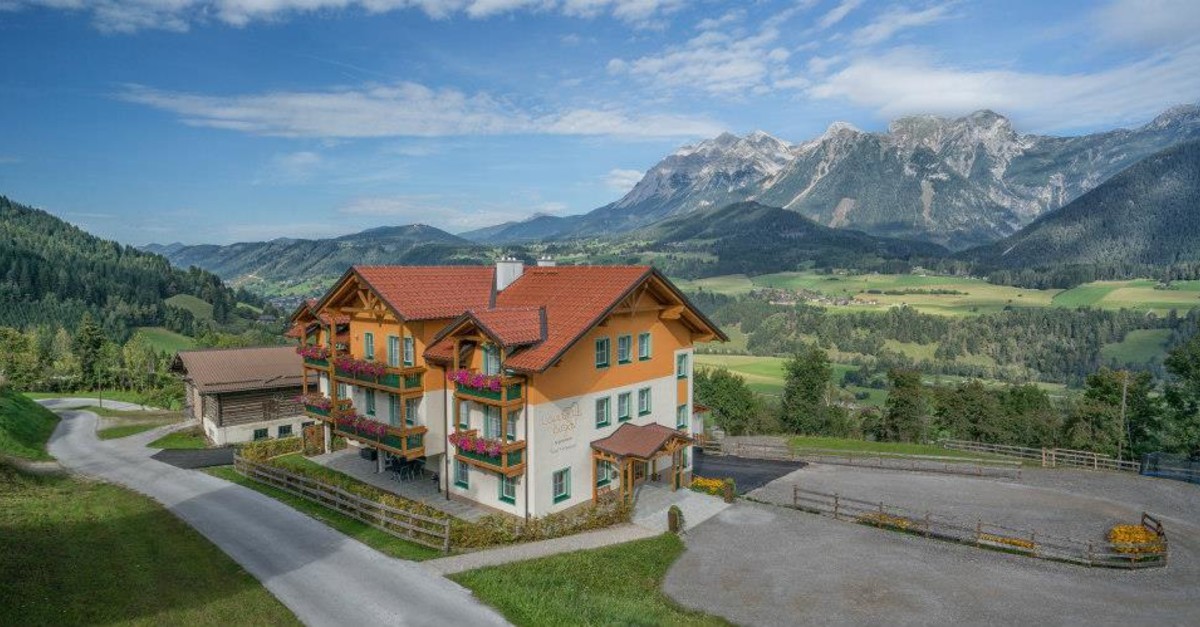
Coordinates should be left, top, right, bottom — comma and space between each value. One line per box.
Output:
967, 140, 1200, 271
0, 195, 260, 340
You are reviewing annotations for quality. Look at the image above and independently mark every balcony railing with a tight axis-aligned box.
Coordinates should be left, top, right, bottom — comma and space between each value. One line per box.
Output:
333, 358, 426, 393
453, 374, 523, 405
333, 419, 428, 460
304, 356, 329, 368
451, 429, 526, 477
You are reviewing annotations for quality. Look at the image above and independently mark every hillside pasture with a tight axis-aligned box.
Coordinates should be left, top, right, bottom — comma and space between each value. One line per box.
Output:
165, 294, 213, 320
134, 327, 196, 353
1101, 329, 1173, 365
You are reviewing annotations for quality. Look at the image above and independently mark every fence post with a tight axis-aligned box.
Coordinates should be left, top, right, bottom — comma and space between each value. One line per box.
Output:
833, 494, 840, 520
1041, 447, 1047, 467
443, 520, 451, 553
975, 518, 982, 545
924, 511, 931, 537
1087, 541, 1094, 566
792, 484, 798, 508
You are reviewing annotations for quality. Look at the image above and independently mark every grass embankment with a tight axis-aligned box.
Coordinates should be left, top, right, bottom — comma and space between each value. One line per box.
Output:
0, 388, 60, 461
23, 389, 149, 404
205, 455, 439, 561
165, 293, 214, 320
134, 326, 197, 353
451, 533, 726, 626
0, 463, 298, 625
88, 405, 183, 440
789, 435, 1005, 461
148, 425, 209, 449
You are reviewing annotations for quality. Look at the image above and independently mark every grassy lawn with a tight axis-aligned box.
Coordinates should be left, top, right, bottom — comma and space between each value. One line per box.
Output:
789, 436, 1001, 460
205, 466, 440, 561
85, 406, 183, 440
0, 389, 60, 461
165, 293, 214, 320
1102, 329, 1173, 365
135, 326, 197, 353
97, 423, 176, 440
450, 533, 726, 627
0, 463, 298, 625
148, 425, 208, 449
695, 354, 886, 406
23, 389, 148, 404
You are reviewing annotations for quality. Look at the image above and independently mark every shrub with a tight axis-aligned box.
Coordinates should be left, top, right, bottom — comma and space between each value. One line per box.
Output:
1108, 524, 1166, 555
979, 533, 1036, 551
857, 511, 913, 530
238, 437, 303, 462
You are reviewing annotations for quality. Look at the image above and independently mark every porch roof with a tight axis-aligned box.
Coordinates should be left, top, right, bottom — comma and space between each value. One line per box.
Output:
591, 422, 691, 460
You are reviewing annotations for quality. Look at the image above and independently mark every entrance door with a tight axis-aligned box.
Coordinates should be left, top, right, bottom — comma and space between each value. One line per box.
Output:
633, 460, 648, 484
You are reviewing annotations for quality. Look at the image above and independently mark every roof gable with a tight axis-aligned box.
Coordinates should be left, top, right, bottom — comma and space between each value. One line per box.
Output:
173, 346, 310, 394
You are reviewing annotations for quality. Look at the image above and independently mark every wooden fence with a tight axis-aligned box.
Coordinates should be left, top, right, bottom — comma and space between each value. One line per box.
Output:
725, 441, 1022, 479
940, 439, 1141, 473
233, 455, 451, 552
774, 485, 1167, 569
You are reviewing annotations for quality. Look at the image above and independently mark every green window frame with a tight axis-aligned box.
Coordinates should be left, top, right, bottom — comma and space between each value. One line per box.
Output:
484, 405, 502, 439
638, 332, 652, 360
677, 404, 689, 430
364, 332, 375, 361
595, 397, 611, 428
482, 344, 501, 376
506, 410, 519, 442
403, 336, 415, 367
594, 337, 610, 369
617, 392, 631, 422
277, 424, 292, 438
454, 459, 469, 489
387, 335, 400, 367
681, 446, 690, 468
617, 334, 632, 364
552, 468, 571, 503
676, 353, 689, 379
388, 394, 401, 426
457, 400, 470, 430
404, 397, 419, 427
365, 389, 376, 416
252, 428, 268, 441
499, 474, 517, 504
596, 460, 613, 487
637, 387, 652, 416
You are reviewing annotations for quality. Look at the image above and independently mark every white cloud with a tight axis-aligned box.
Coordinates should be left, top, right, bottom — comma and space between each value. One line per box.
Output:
850, 3, 955, 46
816, 0, 863, 30
604, 168, 643, 192
696, 8, 743, 31
1093, 0, 1200, 48
1, 0, 683, 32
607, 7, 806, 95
119, 81, 722, 138
255, 151, 322, 184
808, 45, 1200, 131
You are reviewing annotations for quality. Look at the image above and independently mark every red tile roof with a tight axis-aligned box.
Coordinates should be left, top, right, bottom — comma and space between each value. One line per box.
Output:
355, 265, 495, 321
591, 423, 689, 459
471, 307, 545, 347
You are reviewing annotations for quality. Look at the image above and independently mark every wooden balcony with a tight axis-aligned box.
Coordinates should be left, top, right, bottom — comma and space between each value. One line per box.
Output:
333, 420, 428, 461
333, 362, 426, 395
454, 376, 524, 407
451, 429, 527, 477
302, 396, 351, 423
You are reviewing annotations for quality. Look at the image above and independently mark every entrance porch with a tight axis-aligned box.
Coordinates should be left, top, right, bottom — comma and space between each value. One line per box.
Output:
591, 422, 693, 506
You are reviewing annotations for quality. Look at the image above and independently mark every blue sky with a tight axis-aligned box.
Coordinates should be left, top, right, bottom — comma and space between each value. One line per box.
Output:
1, 0, 1198, 245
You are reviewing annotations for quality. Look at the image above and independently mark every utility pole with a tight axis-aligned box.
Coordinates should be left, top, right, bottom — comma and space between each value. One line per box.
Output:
1118, 371, 1129, 461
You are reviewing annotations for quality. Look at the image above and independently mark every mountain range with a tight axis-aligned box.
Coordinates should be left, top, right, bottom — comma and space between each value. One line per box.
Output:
466, 104, 1200, 249
966, 139, 1200, 269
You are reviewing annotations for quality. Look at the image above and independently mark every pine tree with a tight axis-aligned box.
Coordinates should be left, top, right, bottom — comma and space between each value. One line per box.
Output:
73, 313, 106, 389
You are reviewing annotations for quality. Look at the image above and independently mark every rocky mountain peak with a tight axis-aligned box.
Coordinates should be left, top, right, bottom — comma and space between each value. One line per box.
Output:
1147, 103, 1200, 130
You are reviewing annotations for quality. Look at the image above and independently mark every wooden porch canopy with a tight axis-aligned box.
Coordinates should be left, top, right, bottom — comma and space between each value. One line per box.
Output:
591, 423, 693, 504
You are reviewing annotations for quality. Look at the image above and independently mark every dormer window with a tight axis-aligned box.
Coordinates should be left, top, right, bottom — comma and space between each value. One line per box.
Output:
482, 343, 501, 376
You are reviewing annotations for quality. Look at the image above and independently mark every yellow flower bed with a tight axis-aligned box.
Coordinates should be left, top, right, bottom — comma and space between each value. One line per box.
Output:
689, 476, 725, 496
857, 511, 912, 530
1108, 524, 1166, 555
979, 533, 1037, 550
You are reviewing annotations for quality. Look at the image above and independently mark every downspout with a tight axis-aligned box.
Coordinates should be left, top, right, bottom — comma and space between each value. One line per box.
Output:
442, 364, 450, 501
523, 374, 530, 521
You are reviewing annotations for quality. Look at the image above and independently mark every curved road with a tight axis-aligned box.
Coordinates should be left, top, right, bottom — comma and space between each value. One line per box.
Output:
46, 407, 508, 627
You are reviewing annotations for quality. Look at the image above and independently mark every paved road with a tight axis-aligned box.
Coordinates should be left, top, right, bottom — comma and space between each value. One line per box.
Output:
151, 447, 236, 469
38, 397, 156, 412
47, 408, 508, 627
693, 450, 805, 493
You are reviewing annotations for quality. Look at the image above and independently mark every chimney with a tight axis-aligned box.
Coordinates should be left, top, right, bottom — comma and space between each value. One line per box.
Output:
495, 256, 525, 291
536, 255, 556, 267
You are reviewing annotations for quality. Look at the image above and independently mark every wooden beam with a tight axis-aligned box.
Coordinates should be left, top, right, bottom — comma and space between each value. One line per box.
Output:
660, 305, 685, 320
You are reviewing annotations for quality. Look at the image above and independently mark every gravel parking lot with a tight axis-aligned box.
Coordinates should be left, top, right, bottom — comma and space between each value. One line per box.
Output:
663, 463, 1200, 626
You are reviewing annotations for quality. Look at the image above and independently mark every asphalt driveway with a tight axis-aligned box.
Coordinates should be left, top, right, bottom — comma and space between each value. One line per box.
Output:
692, 449, 806, 493
46, 408, 507, 627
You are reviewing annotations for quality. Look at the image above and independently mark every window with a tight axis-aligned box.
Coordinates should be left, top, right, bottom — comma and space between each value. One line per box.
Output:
596, 461, 614, 487
252, 428, 268, 441
499, 475, 516, 504
454, 459, 470, 489
681, 446, 690, 469
387, 335, 400, 367
336, 382, 348, 399
388, 394, 401, 426
677, 353, 689, 379
617, 335, 632, 364
278, 424, 293, 437
638, 332, 652, 360
403, 336, 415, 367
482, 344, 501, 376
405, 397, 419, 427
552, 468, 571, 503
677, 404, 689, 430
458, 400, 470, 430
301, 421, 314, 429
364, 332, 375, 361
507, 410, 520, 441
595, 397, 611, 428
484, 405, 502, 439
638, 387, 652, 416
594, 337, 610, 368
365, 389, 376, 416
617, 392, 632, 422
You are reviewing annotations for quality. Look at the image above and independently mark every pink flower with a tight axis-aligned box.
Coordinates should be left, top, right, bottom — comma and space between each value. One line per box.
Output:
488, 377, 501, 392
